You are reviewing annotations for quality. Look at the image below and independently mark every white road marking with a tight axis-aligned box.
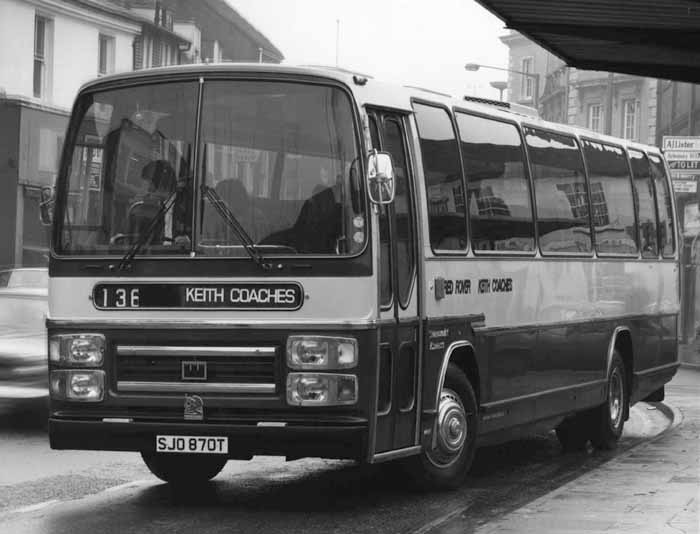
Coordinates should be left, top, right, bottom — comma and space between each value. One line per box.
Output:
103, 479, 152, 493
410, 507, 471, 534
13, 500, 59, 514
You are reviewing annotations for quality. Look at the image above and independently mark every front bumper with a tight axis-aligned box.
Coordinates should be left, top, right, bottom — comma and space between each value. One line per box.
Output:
49, 418, 368, 460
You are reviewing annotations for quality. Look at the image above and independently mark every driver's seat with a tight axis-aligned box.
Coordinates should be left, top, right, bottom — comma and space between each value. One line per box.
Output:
127, 198, 163, 244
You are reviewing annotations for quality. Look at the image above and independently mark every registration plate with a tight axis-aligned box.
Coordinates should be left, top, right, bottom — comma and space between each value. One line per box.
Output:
156, 435, 228, 454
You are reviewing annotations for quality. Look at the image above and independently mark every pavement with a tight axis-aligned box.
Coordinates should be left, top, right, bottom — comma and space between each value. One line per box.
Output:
475, 368, 700, 534
680, 335, 700, 368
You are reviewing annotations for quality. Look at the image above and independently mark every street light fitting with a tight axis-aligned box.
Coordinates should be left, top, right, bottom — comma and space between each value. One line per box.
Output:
464, 61, 540, 111
490, 81, 508, 101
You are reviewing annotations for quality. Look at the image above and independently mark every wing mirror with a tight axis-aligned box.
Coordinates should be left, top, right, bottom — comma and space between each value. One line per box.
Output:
367, 150, 395, 205
39, 186, 55, 226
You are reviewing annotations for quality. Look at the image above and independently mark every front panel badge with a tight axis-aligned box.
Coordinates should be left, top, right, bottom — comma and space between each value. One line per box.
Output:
184, 394, 204, 421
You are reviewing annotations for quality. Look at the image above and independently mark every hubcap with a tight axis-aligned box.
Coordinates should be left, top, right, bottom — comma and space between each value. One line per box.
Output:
426, 388, 468, 468
609, 367, 623, 428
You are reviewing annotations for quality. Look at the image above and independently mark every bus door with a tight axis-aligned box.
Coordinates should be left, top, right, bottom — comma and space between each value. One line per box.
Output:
367, 109, 420, 459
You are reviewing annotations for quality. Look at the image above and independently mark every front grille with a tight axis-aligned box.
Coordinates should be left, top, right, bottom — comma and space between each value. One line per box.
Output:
115, 345, 278, 394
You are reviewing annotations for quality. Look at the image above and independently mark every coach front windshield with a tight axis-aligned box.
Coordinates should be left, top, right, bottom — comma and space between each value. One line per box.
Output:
198, 81, 364, 257
55, 79, 365, 257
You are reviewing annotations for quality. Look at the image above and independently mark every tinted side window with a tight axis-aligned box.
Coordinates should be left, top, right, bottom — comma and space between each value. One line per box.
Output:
649, 154, 676, 257
629, 149, 658, 258
525, 128, 591, 253
456, 113, 534, 252
582, 140, 638, 255
413, 103, 467, 251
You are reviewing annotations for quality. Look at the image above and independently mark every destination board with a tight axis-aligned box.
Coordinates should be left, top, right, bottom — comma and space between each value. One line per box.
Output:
92, 282, 304, 310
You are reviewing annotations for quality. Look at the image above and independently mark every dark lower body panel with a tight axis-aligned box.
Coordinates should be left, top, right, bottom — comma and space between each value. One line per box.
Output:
632, 362, 679, 404
49, 419, 368, 461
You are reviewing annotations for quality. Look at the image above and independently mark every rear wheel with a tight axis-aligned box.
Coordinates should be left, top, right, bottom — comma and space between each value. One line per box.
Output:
555, 414, 590, 452
590, 351, 628, 450
403, 364, 478, 490
141, 453, 227, 485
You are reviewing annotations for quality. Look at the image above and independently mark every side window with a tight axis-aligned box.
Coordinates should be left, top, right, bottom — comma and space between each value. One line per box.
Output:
649, 154, 676, 257
456, 112, 534, 252
413, 103, 467, 252
582, 140, 638, 255
384, 118, 415, 306
369, 114, 392, 307
369, 115, 380, 149
629, 149, 659, 258
525, 128, 592, 254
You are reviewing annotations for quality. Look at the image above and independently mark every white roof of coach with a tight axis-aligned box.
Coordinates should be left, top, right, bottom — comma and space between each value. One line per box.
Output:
79, 63, 662, 155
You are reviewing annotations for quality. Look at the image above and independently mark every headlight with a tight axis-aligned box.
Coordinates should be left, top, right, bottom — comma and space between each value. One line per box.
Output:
286, 373, 357, 406
50, 370, 105, 402
49, 334, 105, 366
286, 336, 357, 369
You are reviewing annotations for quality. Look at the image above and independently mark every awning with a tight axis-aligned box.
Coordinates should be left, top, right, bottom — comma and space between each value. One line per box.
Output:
476, 0, 700, 83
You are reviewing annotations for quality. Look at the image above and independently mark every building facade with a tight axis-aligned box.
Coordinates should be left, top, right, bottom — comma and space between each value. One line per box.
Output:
499, 31, 656, 146
0, 0, 283, 268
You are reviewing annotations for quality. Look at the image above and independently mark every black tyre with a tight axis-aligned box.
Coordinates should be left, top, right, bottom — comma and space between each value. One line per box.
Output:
555, 414, 590, 452
141, 452, 227, 485
403, 363, 478, 490
590, 351, 628, 450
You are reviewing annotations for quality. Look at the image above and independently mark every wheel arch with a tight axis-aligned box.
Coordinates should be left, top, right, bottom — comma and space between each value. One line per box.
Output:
435, 341, 480, 407
607, 326, 634, 417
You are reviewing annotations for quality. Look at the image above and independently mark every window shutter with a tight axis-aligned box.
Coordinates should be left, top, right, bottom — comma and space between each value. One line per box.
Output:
153, 40, 162, 67
133, 36, 143, 70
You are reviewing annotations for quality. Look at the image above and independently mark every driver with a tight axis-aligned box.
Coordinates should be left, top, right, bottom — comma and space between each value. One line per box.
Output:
127, 159, 177, 243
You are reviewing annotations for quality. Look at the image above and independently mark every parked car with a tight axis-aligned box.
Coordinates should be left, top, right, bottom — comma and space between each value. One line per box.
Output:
0, 268, 48, 416
0, 267, 48, 290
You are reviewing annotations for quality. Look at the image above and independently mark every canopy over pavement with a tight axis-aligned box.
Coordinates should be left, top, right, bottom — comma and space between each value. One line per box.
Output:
476, 0, 700, 83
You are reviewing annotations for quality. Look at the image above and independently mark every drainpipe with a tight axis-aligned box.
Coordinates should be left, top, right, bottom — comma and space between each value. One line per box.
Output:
605, 72, 614, 135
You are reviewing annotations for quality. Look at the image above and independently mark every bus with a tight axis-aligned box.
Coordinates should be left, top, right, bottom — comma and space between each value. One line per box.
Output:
44, 64, 679, 490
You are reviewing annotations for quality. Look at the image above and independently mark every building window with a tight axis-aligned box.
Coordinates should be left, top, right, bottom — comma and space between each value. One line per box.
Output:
623, 99, 640, 140
98, 34, 115, 75
556, 182, 589, 221
588, 104, 603, 133
152, 40, 162, 67
588, 182, 610, 227
155, 2, 173, 30
521, 57, 534, 100
33, 15, 51, 99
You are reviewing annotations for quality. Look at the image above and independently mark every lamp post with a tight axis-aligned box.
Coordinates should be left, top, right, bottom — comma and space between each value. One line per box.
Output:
489, 80, 508, 101
465, 63, 540, 110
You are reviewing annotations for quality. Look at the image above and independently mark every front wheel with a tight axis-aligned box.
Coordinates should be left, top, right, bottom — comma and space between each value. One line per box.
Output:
590, 351, 628, 450
403, 364, 478, 490
141, 453, 227, 485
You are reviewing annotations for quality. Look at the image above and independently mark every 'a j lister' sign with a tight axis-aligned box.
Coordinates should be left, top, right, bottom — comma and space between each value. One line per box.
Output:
663, 137, 700, 151
663, 136, 700, 194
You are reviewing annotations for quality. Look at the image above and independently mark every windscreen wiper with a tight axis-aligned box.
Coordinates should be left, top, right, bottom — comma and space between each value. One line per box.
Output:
200, 184, 271, 271
118, 189, 180, 271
